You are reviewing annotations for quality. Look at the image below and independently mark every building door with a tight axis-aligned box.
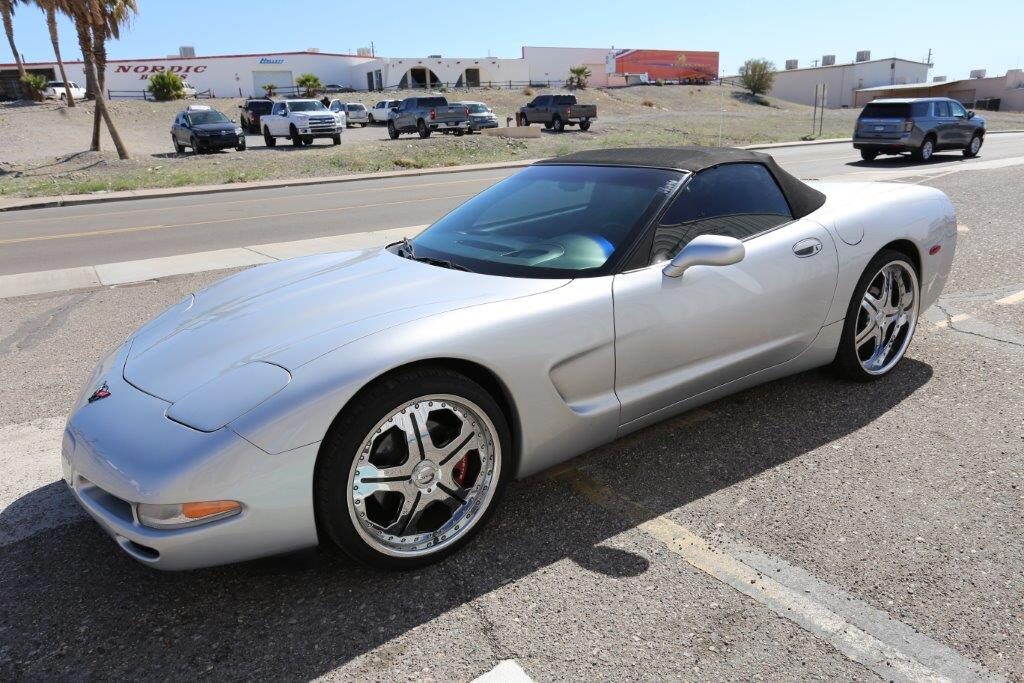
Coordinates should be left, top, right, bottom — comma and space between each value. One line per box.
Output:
366, 72, 374, 91
465, 68, 481, 87
252, 70, 293, 97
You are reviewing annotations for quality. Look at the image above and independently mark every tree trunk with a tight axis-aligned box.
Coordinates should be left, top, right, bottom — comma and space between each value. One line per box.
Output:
1, 1, 26, 82
94, 91, 129, 160
73, 17, 100, 151
46, 7, 74, 106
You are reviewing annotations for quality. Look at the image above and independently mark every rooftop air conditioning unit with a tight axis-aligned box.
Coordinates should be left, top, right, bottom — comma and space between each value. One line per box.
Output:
427, 54, 442, 59
932, 76, 947, 82
785, 59, 798, 70
179, 46, 195, 58
969, 69, 986, 79
356, 47, 373, 57
856, 50, 871, 62
307, 48, 320, 53
821, 55, 836, 66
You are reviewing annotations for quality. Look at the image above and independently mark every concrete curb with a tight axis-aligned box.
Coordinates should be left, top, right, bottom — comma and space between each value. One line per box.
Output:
0, 159, 541, 212
742, 138, 851, 149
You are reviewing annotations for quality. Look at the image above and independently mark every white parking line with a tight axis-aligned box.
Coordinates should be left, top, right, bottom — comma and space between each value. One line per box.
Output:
0, 225, 428, 299
935, 313, 971, 328
995, 289, 1024, 306
0, 417, 86, 548
556, 468, 1001, 683
471, 660, 534, 683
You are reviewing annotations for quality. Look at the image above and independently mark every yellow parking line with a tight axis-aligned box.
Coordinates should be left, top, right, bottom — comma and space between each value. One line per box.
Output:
935, 314, 970, 328
0, 193, 475, 246
956, 224, 969, 233
995, 290, 1024, 305
0, 175, 507, 226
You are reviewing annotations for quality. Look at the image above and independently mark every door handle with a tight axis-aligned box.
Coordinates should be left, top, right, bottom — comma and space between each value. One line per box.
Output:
793, 238, 823, 258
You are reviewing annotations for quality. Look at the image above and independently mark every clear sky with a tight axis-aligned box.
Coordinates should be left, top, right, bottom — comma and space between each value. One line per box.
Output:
7, 0, 1022, 81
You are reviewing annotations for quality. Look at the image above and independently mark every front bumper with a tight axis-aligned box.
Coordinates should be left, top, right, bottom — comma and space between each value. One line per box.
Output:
196, 133, 244, 149
62, 344, 320, 570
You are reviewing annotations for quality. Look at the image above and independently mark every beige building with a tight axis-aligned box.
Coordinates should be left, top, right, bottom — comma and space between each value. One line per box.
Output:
767, 56, 931, 108
853, 69, 1024, 112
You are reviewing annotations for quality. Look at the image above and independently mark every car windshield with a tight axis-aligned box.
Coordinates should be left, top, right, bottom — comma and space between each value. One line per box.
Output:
290, 101, 327, 112
407, 165, 684, 277
860, 102, 910, 118
187, 110, 230, 125
249, 101, 272, 113
466, 104, 489, 113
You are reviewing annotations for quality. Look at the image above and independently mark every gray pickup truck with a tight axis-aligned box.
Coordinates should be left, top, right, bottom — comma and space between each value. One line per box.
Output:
518, 94, 597, 132
387, 96, 471, 139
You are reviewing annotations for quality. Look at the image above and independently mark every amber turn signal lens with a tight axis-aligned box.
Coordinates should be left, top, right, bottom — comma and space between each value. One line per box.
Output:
182, 500, 241, 519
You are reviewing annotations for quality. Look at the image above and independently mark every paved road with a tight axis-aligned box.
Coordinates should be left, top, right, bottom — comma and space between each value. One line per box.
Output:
0, 161, 1022, 679
2, 133, 1023, 276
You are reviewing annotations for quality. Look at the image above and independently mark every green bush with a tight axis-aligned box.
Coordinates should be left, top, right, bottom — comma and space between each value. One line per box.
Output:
20, 73, 48, 101
738, 58, 775, 96
262, 83, 277, 97
147, 71, 185, 101
295, 73, 322, 97
655, 79, 665, 87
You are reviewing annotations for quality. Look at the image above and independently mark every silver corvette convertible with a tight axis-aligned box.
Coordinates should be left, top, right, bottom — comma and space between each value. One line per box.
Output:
63, 147, 956, 570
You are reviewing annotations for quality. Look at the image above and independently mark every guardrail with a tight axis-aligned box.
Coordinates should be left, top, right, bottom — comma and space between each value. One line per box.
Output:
107, 88, 215, 101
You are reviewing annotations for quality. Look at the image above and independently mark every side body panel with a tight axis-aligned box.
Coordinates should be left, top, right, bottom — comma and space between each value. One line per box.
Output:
612, 218, 839, 425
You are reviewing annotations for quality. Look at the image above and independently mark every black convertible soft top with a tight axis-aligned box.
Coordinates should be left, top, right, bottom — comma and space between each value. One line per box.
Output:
535, 146, 826, 219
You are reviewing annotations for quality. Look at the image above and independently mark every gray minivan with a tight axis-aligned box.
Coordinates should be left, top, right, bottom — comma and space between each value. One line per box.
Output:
853, 97, 985, 162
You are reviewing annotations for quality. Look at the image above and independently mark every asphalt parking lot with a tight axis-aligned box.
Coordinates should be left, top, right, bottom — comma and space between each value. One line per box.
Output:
1, 160, 1022, 681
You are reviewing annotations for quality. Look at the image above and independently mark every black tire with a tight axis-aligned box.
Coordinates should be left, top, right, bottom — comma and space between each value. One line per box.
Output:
519, 115, 530, 127
236, 139, 246, 152
291, 125, 303, 147
453, 128, 464, 137
314, 365, 511, 569
388, 121, 400, 139
172, 136, 184, 154
332, 134, 341, 145
302, 135, 314, 146
963, 133, 982, 158
860, 149, 878, 162
579, 119, 591, 131
368, 114, 375, 124
832, 249, 919, 382
191, 136, 202, 154
544, 122, 553, 130
552, 116, 564, 132
911, 135, 935, 162
263, 127, 276, 147
417, 119, 431, 138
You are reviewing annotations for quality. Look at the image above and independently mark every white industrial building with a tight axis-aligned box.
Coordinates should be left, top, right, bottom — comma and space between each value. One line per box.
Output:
2, 45, 682, 99
767, 53, 931, 108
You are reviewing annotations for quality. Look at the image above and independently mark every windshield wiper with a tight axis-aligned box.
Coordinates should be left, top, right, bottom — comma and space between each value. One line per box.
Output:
391, 238, 473, 272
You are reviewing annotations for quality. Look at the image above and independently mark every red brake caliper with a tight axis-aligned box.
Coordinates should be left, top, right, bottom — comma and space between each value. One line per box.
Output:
452, 453, 471, 488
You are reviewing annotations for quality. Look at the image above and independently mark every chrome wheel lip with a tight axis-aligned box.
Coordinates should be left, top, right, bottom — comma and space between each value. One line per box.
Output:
970, 136, 981, 154
855, 261, 919, 376
921, 140, 934, 160
345, 393, 501, 558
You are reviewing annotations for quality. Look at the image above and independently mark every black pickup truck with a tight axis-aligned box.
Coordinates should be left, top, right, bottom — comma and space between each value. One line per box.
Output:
518, 94, 597, 132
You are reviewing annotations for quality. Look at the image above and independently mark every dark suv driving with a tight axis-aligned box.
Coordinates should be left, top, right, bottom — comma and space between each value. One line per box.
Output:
853, 97, 985, 162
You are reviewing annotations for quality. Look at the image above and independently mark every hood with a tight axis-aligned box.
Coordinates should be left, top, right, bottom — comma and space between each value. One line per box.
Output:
124, 249, 568, 402
193, 121, 237, 133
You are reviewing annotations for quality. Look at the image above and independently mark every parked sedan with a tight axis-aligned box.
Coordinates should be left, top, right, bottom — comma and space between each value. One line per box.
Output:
170, 104, 245, 154
62, 147, 955, 571
454, 101, 499, 132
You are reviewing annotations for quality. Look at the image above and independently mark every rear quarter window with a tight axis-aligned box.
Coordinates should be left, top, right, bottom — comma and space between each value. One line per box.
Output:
860, 103, 909, 118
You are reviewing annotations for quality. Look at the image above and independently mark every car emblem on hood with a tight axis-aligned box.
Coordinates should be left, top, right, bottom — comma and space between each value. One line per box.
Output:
88, 382, 111, 403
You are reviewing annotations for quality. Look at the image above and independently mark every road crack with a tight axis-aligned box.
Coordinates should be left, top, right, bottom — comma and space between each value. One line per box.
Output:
934, 302, 1024, 349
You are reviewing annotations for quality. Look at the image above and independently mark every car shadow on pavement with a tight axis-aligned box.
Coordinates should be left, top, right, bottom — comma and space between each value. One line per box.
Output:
0, 359, 932, 679
847, 153, 970, 168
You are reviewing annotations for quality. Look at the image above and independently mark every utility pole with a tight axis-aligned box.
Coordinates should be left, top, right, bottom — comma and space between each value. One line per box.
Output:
371, 41, 375, 57
925, 48, 932, 66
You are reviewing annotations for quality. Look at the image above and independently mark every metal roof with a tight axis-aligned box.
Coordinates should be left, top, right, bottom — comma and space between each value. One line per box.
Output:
856, 80, 968, 92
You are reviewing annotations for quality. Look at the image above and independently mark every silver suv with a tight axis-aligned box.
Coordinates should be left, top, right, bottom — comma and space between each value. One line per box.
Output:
853, 97, 985, 162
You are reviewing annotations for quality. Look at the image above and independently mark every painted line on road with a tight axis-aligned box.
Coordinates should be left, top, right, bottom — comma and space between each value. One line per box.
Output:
995, 289, 1024, 306
0, 194, 472, 246
471, 660, 534, 683
935, 313, 971, 328
0, 174, 509, 227
0, 224, 428, 298
957, 224, 970, 233
553, 468, 1001, 683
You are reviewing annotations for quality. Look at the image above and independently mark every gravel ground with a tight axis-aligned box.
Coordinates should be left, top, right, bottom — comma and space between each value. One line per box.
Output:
4, 85, 1021, 199
0, 167, 1021, 681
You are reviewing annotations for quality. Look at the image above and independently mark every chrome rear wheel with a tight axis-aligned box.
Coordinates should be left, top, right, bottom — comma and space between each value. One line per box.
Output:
346, 394, 501, 558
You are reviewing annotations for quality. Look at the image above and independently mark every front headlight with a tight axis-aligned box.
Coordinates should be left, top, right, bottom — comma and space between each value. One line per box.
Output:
165, 362, 291, 432
137, 500, 241, 529
234, 127, 243, 135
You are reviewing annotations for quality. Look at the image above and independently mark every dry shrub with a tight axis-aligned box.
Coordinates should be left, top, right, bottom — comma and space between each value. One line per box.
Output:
642, 99, 655, 108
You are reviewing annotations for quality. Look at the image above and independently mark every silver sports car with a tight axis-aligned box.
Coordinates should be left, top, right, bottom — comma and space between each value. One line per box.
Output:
63, 147, 956, 570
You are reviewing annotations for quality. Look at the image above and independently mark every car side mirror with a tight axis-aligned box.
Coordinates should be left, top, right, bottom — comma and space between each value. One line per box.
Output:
662, 235, 745, 278
967, 110, 975, 119
527, 102, 535, 107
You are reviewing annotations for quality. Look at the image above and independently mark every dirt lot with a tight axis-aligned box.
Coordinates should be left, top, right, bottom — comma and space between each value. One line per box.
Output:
2, 84, 1022, 198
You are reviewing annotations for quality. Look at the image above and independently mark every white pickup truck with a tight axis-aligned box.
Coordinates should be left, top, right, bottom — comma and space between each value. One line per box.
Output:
260, 98, 341, 147
43, 80, 87, 102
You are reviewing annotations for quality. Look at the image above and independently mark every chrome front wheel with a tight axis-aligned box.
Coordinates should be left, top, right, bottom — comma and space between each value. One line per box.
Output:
347, 395, 501, 557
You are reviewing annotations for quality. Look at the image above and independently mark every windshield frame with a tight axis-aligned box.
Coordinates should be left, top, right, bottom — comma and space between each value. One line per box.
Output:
402, 163, 687, 279
289, 100, 328, 113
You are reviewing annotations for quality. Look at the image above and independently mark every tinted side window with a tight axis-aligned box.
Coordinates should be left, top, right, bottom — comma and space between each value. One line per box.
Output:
910, 102, 932, 117
651, 164, 793, 262
934, 101, 950, 117
554, 95, 576, 105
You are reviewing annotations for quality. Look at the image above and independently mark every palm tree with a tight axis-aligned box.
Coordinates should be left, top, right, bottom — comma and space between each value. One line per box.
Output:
1, 0, 27, 82
34, 0, 74, 105
66, 0, 134, 158
567, 65, 592, 90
